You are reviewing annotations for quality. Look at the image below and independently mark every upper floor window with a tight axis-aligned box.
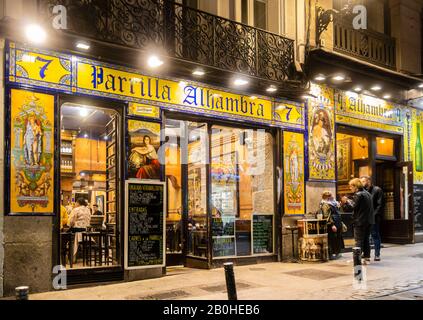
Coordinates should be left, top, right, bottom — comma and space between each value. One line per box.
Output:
241, 0, 268, 30
333, 0, 390, 35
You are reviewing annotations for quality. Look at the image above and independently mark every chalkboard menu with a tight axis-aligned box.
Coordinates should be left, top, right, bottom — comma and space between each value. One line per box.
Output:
125, 181, 166, 269
253, 215, 273, 254
213, 237, 236, 257
414, 185, 423, 232
212, 217, 235, 237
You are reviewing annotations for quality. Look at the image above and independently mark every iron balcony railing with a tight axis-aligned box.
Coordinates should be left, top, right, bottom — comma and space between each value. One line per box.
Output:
38, 0, 295, 82
333, 18, 396, 69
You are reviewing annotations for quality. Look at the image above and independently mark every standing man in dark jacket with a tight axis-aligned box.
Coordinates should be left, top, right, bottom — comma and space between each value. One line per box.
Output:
341, 178, 374, 264
361, 176, 383, 261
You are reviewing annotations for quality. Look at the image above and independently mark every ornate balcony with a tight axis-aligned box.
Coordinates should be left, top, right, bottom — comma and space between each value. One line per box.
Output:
333, 17, 396, 69
37, 0, 296, 83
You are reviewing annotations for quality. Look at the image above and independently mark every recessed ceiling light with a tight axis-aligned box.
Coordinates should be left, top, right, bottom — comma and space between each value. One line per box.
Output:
76, 42, 90, 50
383, 94, 391, 99
354, 87, 362, 92
234, 78, 249, 86
25, 24, 46, 44
371, 85, 382, 91
314, 75, 326, 81
266, 86, 277, 93
332, 75, 345, 81
80, 108, 89, 117
22, 54, 36, 63
192, 69, 205, 76
147, 55, 164, 68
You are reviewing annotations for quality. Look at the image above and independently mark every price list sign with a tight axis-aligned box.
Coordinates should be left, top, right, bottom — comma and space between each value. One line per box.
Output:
253, 215, 273, 254
125, 181, 166, 269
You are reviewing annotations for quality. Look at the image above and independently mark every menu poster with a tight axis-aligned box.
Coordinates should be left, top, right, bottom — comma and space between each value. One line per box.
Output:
125, 181, 166, 269
413, 185, 423, 232
212, 217, 235, 237
213, 237, 236, 257
253, 215, 273, 254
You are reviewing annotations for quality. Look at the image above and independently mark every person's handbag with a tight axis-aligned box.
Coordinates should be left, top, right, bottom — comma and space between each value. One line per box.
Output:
341, 222, 348, 233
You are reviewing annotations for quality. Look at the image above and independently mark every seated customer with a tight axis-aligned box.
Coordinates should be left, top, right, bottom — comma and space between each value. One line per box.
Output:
69, 198, 91, 232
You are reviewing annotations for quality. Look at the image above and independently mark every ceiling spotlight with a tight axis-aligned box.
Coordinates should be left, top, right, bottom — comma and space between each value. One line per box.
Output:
371, 85, 382, 91
22, 54, 36, 63
76, 42, 90, 50
332, 75, 345, 81
80, 108, 89, 117
192, 69, 205, 76
266, 86, 277, 93
314, 75, 326, 81
383, 94, 391, 99
354, 87, 362, 92
25, 24, 47, 44
147, 55, 164, 68
234, 78, 249, 86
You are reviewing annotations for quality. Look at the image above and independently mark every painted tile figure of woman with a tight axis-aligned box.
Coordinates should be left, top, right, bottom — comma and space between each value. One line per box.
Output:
132, 135, 160, 179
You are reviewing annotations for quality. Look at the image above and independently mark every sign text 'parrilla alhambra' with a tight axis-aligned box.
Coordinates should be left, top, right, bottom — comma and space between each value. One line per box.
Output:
78, 63, 272, 120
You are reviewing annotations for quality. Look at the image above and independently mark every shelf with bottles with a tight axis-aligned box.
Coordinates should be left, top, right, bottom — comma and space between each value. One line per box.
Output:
60, 159, 74, 175
60, 141, 73, 155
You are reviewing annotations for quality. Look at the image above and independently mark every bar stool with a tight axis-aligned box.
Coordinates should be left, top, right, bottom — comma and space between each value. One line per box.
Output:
285, 225, 299, 262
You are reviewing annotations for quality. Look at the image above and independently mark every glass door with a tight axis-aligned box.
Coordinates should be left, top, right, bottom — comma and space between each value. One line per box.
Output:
164, 119, 209, 266
59, 102, 122, 275
380, 162, 414, 244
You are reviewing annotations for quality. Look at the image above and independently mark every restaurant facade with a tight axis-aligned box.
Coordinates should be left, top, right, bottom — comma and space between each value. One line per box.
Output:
1, 0, 423, 297
0, 39, 421, 295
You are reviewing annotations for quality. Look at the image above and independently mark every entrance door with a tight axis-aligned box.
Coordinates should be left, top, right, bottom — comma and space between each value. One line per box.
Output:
164, 118, 209, 267
379, 162, 414, 244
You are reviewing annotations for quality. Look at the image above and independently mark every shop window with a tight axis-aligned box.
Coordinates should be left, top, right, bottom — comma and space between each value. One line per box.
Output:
336, 133, 369, 198
211, 126, 274, 258
60, 103, 120, 269
376, 137, 394, 157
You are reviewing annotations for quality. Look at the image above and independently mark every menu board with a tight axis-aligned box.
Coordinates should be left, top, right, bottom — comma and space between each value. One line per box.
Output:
253, 215, 273, 254
213, 237, 236, 257
125, 181, 166, 269
212, 217, 235, 237
414, 185, 423, 232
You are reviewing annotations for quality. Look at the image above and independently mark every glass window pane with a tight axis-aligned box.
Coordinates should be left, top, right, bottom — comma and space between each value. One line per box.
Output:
60, 103, 120, 269
165, 119, 183, 254
211, 126, 274, 258
187, 122, 208, 258
376, 137, 395, 157
254, 0, 267, 29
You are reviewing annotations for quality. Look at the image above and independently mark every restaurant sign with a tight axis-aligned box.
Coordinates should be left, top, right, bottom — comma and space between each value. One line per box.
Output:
334, 89, 404, 134
8, 42, 305, 129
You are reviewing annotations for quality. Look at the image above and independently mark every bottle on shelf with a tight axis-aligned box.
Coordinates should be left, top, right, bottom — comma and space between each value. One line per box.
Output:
416, 123, 423, 172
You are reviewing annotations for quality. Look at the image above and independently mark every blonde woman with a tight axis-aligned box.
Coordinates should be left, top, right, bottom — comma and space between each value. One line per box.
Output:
341, 178, 374, 264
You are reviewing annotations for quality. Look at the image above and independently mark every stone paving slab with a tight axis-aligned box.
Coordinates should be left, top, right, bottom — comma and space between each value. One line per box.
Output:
23, 243, 423, 300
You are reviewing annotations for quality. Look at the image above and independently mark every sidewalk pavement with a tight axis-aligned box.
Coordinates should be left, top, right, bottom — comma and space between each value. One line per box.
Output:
28, 243, 423, 300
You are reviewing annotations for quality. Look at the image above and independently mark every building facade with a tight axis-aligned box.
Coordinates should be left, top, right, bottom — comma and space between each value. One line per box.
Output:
0, 0, 423, 297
